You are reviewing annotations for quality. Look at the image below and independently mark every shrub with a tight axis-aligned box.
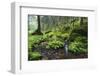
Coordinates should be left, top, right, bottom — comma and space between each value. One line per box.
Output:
28, 35, 43, 49
69, 42, 86, 53
45, 31, 62, 38
28, 51, 42, 60
75, 36, 87, 43
61, 33, 69, 40
41, 34, 49, 41
46, 40, 64, 49
68, 36, 87, 54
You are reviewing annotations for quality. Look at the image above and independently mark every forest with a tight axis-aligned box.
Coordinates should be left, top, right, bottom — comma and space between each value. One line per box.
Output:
28, 15, 88, 60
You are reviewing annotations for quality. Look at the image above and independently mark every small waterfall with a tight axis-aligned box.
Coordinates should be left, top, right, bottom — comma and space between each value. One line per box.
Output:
64, 41, 68, 56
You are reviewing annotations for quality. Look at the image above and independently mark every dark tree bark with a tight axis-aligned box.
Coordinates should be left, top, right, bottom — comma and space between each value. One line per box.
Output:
37, 15, 41, 32
32, 15, 43, 35
80, 17, 84, 26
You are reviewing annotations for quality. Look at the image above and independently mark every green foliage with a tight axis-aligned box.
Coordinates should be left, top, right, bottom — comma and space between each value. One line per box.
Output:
28, 51, 42, 60
45, 31, 62, 38
28, 35, 43, 51
68, 36, 87, 54
41, 34, 49, 41
69, 33, 80, 42
28, 16, 88, 59
44, 31, 69, 42
42, 31, 65, 49
75, 36, 87, 43
46, 40, 64, 49
61, 33, 69, 40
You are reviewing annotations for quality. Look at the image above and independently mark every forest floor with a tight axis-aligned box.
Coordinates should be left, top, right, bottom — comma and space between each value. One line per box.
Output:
32, 47, 88, 60
28, 35, 88, 60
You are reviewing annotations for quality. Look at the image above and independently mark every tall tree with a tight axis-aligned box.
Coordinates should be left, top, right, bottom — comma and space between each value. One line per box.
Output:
80, 17, 84, 26
37, 15, 41, 32
33, 15, 43, 35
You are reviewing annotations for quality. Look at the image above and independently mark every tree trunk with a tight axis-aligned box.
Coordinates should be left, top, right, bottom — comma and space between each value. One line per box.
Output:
80, 17, 84, 26
32, 15, 43, 35
37, 15, 41, 32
